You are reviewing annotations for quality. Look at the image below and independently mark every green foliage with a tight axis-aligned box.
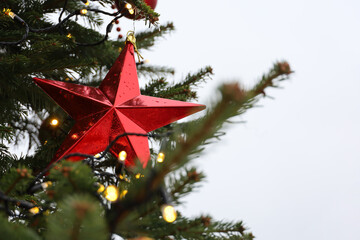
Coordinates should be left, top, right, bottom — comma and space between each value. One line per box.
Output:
0, 0, 173, 152
0, 144, 15, 174
0, 213, 41, 240
0, 0, 292, 239
0, 166, 33, 197
46, 194, 108, 240
136, 22, 175, 50
130, 0, 160, 24
139, 214, 253, 240
48, 162, 97, 201
183, 62, 289, 164
167, 167, 206, 205
142, 66, 213, 101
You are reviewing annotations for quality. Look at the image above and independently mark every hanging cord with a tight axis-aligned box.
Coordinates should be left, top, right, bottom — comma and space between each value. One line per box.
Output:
125, 31, 144, 62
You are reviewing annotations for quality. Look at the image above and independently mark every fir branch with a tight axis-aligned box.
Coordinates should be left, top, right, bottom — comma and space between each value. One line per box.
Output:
136, 168, 204, 219
0, 125, 14, 142
108, 62, 292, 232
0, 190, 35, 210
176, 62, 291, 165
141, 77, 168, 96
45, 194, 108, 240
174, 66, 213, 88
168, 168, 205, 205
137, 65, 175, 77
136, 22, 175, 50
172, 218, 253, 240
129, 0, 160, 24
157, 62, 291, 186
147, 67, 213, 101
131, 214, 252, 240
0, 144, 18, 175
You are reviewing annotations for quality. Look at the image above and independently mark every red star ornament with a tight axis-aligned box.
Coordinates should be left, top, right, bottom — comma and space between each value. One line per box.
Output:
33, 42, 205, 168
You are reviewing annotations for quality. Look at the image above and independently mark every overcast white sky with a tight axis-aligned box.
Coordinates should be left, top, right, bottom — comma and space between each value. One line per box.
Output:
123, 0, 360, 239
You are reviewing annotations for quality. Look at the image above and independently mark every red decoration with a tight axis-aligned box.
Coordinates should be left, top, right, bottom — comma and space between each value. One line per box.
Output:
115, 0, 157, 19
115, 0, 157, 10
143, 0, 157, 9
33, 42, 205, 168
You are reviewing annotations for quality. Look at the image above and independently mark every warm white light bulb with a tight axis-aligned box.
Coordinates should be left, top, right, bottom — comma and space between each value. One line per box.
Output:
161, 204, 177, 223
41, 181, 52, 189
3, 9, 16, 19
80, 9, 88, 15
50, 118, 59, 126
125, 3, 134, 15
157, 152, 165, 163
104, 185, 119, 202
119, 189, 128, 199
8, 11, 15, 19
97, 184, 105, 193
29, 207, 40, 215
118, 151, 127, 162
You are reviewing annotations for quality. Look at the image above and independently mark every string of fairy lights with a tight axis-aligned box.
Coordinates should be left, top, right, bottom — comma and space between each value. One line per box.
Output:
1, 0, 175, 224
1, 129, 176, 223
1, 0, 137, 46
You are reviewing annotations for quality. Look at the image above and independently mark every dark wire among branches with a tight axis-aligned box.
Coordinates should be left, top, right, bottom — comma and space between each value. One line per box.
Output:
0, 2, 148, 46
26, 131, 172, 193
0, 130, 172, 218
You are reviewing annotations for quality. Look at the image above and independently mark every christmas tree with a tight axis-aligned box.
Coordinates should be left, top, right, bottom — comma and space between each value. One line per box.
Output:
0, 1, 292, 239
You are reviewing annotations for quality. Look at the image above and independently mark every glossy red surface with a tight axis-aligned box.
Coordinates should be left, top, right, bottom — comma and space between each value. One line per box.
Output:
115, 0, 157, 11
33, 42, 205, 167
144, 0, 157, 9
